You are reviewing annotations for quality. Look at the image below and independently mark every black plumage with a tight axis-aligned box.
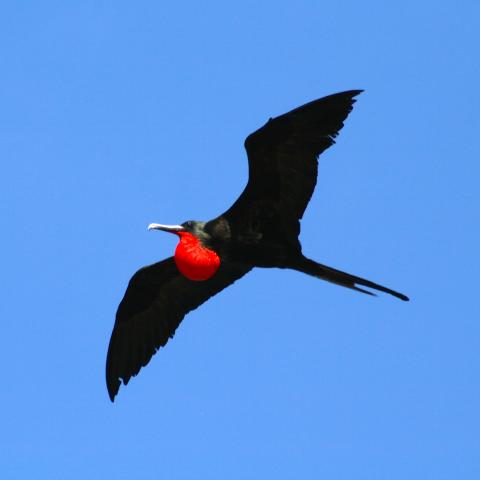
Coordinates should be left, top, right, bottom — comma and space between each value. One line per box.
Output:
106, 90, 408, 401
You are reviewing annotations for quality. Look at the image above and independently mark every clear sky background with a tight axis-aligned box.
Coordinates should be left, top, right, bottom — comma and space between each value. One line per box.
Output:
1, 1, 479, 479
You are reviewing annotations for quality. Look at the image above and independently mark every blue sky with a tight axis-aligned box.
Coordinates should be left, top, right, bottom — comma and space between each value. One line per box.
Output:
1, 1, 479, 478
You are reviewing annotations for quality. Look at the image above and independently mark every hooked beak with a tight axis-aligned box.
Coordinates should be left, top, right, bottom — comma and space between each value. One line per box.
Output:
147, 223, 185, 234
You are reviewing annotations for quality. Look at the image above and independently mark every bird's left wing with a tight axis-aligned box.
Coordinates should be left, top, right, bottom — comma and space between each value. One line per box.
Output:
106, 257, 251, 401
223, 90, 362, 238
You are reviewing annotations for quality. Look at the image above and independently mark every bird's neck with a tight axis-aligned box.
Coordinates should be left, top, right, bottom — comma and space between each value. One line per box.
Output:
174, 232, 220, 281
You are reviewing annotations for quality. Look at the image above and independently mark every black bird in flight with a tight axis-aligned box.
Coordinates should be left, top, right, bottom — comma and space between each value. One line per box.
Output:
106, 90, 408, 401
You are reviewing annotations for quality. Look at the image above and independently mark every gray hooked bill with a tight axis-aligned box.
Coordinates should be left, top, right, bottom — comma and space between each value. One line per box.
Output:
147, 223, 185, 233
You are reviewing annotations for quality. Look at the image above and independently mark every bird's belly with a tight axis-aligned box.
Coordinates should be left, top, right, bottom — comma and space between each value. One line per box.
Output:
231, 241, 301, 268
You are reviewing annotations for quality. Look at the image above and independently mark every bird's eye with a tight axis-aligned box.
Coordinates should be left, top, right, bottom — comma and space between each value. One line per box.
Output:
186, 221, 193, 228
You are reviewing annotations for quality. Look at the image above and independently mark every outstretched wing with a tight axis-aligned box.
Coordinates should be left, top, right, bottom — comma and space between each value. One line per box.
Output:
106, 257, 251, 401
223, 90, 362, 238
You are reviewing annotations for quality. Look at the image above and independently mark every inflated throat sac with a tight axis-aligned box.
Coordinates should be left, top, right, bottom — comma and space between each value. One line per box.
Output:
174, 232, 220, 281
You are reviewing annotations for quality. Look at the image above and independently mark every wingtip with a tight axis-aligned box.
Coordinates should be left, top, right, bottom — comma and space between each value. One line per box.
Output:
325, 89, 364, 106
336, 89, 364, 96
106, 376, 120, 403
349, 89, 364, 100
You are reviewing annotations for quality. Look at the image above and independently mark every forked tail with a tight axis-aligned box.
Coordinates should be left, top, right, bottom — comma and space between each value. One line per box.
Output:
294, 256, 409, 301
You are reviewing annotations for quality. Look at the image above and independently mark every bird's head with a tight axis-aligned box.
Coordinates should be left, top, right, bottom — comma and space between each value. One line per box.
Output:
147, 220, 220, 281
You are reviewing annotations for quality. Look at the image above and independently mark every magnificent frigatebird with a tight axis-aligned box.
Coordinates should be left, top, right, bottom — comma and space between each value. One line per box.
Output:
106, 90, 408, 401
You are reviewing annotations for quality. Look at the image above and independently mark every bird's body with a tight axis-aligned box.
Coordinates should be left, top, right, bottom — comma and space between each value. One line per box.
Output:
106, 90, 408, 401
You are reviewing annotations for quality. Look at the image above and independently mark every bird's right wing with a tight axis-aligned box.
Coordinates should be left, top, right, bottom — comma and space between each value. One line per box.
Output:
106, 257, 251, 401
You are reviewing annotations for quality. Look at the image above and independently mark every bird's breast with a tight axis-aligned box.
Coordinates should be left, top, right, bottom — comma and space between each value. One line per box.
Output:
174, 233, 221, 281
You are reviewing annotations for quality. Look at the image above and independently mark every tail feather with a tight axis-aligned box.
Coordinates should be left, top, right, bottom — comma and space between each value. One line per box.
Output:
295, 257, 409, 301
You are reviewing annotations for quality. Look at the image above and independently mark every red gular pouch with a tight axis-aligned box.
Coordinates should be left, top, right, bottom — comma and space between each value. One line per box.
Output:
174, 231, 221, 281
